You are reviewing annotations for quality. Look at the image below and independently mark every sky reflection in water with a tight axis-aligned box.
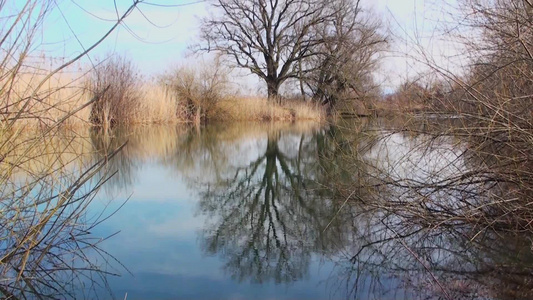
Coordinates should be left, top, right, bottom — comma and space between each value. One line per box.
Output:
83, 120, 532, 300
88, 123, 361, 300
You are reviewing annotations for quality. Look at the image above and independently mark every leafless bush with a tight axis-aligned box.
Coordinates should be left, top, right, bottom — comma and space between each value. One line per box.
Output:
160, 59, 230, 123
362, 0, 533, 237
89, 55, 142, 129
436, 0, 533, 225
443, 0, 533, 127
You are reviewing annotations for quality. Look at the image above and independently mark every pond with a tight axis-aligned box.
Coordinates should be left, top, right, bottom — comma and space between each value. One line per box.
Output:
3, 118, 532, 299
84, 119, 533, 300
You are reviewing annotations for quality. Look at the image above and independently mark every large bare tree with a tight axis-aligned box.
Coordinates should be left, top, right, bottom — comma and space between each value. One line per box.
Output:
305, 0, 386, 112
200, 0, 336, 99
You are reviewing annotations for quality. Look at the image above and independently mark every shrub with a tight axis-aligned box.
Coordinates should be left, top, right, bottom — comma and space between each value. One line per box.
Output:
89, 55, 142, 129
160, 58, 230, 123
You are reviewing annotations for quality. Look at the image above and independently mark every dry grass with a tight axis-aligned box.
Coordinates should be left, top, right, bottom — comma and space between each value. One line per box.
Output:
133, 83, 181, 124
2, 72, 185, 128
2, 72, 326, 129
210, 96, 325, 121
1, 68, 92, 128
159, 59, 325, 123
3, 58, 325, 129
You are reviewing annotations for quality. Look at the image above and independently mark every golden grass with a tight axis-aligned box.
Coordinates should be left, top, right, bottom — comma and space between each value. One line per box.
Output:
210, 96, 325, 121
132, 83, 181, 124
2, 64, 325, 128
1, 69, 92, 128
3, 73, 180, 128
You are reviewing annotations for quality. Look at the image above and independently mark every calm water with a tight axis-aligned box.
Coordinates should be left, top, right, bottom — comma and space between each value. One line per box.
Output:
88, 122, 362, 299
64, 119, 533, 299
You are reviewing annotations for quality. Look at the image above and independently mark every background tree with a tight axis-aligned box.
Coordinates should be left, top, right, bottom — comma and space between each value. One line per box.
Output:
304, 0, 386, 113
199, 0, 337, 99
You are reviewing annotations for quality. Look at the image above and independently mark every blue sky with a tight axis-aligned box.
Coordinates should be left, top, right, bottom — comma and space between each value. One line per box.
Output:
39, 0, 207, 74
30, 0, 458, 89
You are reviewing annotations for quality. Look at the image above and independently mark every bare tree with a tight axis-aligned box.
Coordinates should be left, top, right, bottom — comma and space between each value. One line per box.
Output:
305, 0, 386, 113
199, 0, 337, 99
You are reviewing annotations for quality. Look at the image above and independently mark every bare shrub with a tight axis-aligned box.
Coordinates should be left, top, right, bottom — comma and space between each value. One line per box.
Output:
89, 55, 142, 128
360, 0, 533, 236
438, 0, 533, 221
441, 0, 533, 131
380, 79, 446, 114
160, 59, 230, 123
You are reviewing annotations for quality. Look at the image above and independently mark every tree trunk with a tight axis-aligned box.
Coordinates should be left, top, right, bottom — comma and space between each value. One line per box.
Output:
266, 80, 280, 102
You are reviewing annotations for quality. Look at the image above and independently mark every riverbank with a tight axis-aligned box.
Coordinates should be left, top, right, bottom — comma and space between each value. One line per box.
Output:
1, 72, 325, 130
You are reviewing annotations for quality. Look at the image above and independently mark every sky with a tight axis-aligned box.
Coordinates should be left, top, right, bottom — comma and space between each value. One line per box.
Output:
32, 0, 459, 91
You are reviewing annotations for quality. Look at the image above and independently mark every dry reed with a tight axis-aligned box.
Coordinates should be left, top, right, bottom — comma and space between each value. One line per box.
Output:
211, 96, 325, 121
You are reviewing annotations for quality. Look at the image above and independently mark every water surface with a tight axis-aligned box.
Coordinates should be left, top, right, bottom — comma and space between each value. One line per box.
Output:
79, 119, 533, 299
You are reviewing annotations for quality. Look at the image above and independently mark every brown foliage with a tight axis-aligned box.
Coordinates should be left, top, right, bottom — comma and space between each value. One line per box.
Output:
89, 55, 142, 129
160, 59, 230, 123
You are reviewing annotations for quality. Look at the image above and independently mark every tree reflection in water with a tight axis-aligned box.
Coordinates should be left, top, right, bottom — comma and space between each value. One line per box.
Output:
197, 127, 347, 284
88, 120, 533, 299
324, 119, 533, 300
173, 120, 533, 299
